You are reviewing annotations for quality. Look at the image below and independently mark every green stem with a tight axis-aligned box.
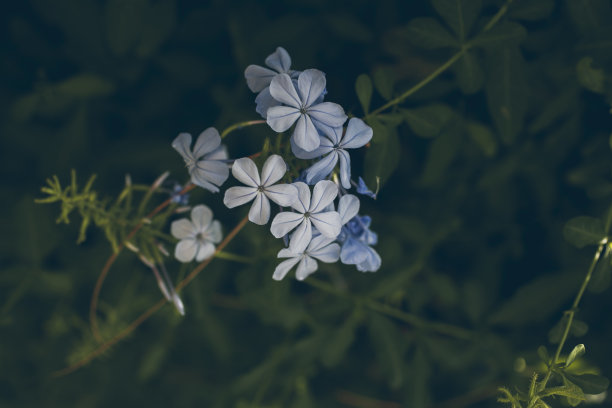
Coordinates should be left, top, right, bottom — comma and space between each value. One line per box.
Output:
539, 240, 606, 390
214, 250, 254, 263
483, 0, 513, 32
221, 120, 266, 139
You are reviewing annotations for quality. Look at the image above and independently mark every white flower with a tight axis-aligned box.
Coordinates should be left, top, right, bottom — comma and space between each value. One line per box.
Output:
223, 155, 298, 225
273, 234, 340, 281
171, 205, 222, 263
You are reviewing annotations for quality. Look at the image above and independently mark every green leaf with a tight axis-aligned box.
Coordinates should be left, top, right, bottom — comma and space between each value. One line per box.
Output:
401, 104, 457, 138
355, 74, 373, 114
403, 17, 458, 49
420, 128, 458, 186
367, 312, 404, 389
537, 345, 550, 364
485, 45, 528, 145
563, 216, 606, 248
565, 344, 586, 368
565, 373, 610, 395
576, 57, 605, 94
138, 343, 167, 381
470, 21, 527, 49
507, 0, 555, 21
454, 51, 484, 94
466, 121, 497, 156
373, 67, 395, 101
541, 383, 585, 403
431, 0, 482, 42
55, 74, 115, 99
364, 119, 401, 188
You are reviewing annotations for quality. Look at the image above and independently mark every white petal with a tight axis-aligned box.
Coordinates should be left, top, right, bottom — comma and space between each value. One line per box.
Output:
248, 193, 271, 225
269, 73, 302, 108
265, 47, 291, 73
292, 114, 321, 152
309, 241, 340, 263
310, 211, 342, 238
291, 182, 311, 213
231, 157, 261, 187
171, 133, 193, 161
341, 117, 373, 149
295, 256, 318, 281
266, 106, 301, 132
206, 220, 223, 244
175, 239, 197, 263
297, 69, 326, 107
304, 152, 338, 185
192, 159, 229, 187
261, 154, 287, 186
272, 257, 301, 281
191, 205, 213, 231
309, 180, 338, 213
308, 102, 347, 129
290, 137, 329, 159
190, 175, 219, 193
206, 145, 228, 161
278, 248, 300, 258
171, 219, 195, 240
223, 186, 257, 208
270, 212, 304, 238
244, 64, 277, 92
193, 128, 222, 158
195, 242, 215, 261
264, 184, 298, 207
337, 194, 360, 225
289, 219, 312, 253
337, 149, 352, 189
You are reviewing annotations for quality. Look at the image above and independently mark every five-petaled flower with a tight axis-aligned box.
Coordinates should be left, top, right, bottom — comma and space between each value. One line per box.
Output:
172, 128, 229, 193
272, 234, 340, 281
223, 155, 298, 225
270, 180, 342, 253
171, 205, 222, 263
267, 69, 347, 152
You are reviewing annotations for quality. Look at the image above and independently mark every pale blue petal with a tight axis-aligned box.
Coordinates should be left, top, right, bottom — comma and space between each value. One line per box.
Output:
297, 69, 326, 107
261, 154, 287, 186
175, 239, 197, 263
270, 212, 304, 238
267, 106, 301, 132
172, 132, 194, 162
265, 47, 291, 73
272, 257, 301, 281
289, 219, 312, 253
310, 211, 341, 239
337, 194, 360, 225
190, 175, 219, 193
171, 219, 195, 240
341, 118, 373, 149
231, 157, 261, 187
195, 242, 215, 262
292, 114, 320, 152
304, 152, 338, 185
356, 177, 377, 199
291, 136, 329, 159
255, 87, 280, 119
264, 184, 298, 207
278, 248, 299, 258
223, 186, 257, 208
337, 149, 352, 189
291, 182, 311, 213
192, 160, 229, 189
244, 64, 276, 92
356, 246, 382, 272
318, 123, 343, 145
206, 145, 228, 161
307, 235, 340, 263
193, 128, 222, 158
269, 73, 302, 108
309, 180, 338, 213
340, 238, 368, 265
295, 256, 318, 281
308, 102, 347, 129
248, 193, 271, 225
191, 205, 213, 231
207, 220, 223, 244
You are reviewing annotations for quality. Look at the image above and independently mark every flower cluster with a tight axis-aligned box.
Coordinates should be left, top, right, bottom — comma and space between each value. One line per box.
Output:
170, 46, 381, 282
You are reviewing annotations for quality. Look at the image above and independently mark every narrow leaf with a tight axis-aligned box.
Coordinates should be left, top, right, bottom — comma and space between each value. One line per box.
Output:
431, 0, 482, 42
563, 216, 606, 248
565, 344, 585, 368
565, 373, 610, 395
404, 17, 458, 49
355, 74, 373, 114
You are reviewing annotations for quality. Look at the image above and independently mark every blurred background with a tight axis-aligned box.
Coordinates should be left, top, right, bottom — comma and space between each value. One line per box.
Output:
2, 0, 612, 407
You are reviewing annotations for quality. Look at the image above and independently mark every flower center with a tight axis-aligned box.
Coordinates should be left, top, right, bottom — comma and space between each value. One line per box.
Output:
304, 212, 311, 218
299, 106, 307, 115
257, 185, 265, 192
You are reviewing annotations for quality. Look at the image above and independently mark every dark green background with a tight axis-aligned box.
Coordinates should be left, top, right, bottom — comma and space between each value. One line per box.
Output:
2, 0, 612, 407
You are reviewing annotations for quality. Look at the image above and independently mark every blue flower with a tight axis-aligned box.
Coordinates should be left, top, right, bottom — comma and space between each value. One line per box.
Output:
172, 128, 230, 193
171, 205, 223, 263
266, 69, 347, 152
272, 234, 340, 281
223, 155, 298, 225
355, 176, 378, 199
292, 118, 373, 188
270, 180, 341, 253
170, 183, 190, 205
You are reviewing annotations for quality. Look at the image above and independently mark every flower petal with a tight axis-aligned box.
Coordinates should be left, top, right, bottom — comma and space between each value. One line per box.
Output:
244, 64, 277, 92
337, 194, 360, 225
223, 186, 257, 208
272, 257, 301, 281
255, 87, 280, 119
266, 106, 301, 132
206, 145, 228, 161
340, 238, 368, 265
289, 219, 312, 253
261, 154, 287, 186
309, 241, 340, 263
190, 175, 220, 193
318, 124, 343, 145
195, 242, 215, 262
207, 220, 223, 244
172, 133, 193, 161
309, 180, 338, 213
297, 69, 326, 107
248, 193, 271, 225
175, 239, 197, 263
290, 137, 329, 159
308, 102, 347, 129
171, 219, 195, 240
192, 160, 229, 188
291, 182, 311, 213
304, 151, 338, 185
231, 157, 261, 187
292, 114, 320, 152
193, 128, 222, 158
341, 118, 373, 149
356, 246, 382, 272
191, 205, 213, 231
310, 211, 341, 239
264, 183, 298, 207
269, 73, 302, 108
337, 149, 352, 189
270, 212, 304, 238
295, 256, 318, 281
265, 47, 291, 73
